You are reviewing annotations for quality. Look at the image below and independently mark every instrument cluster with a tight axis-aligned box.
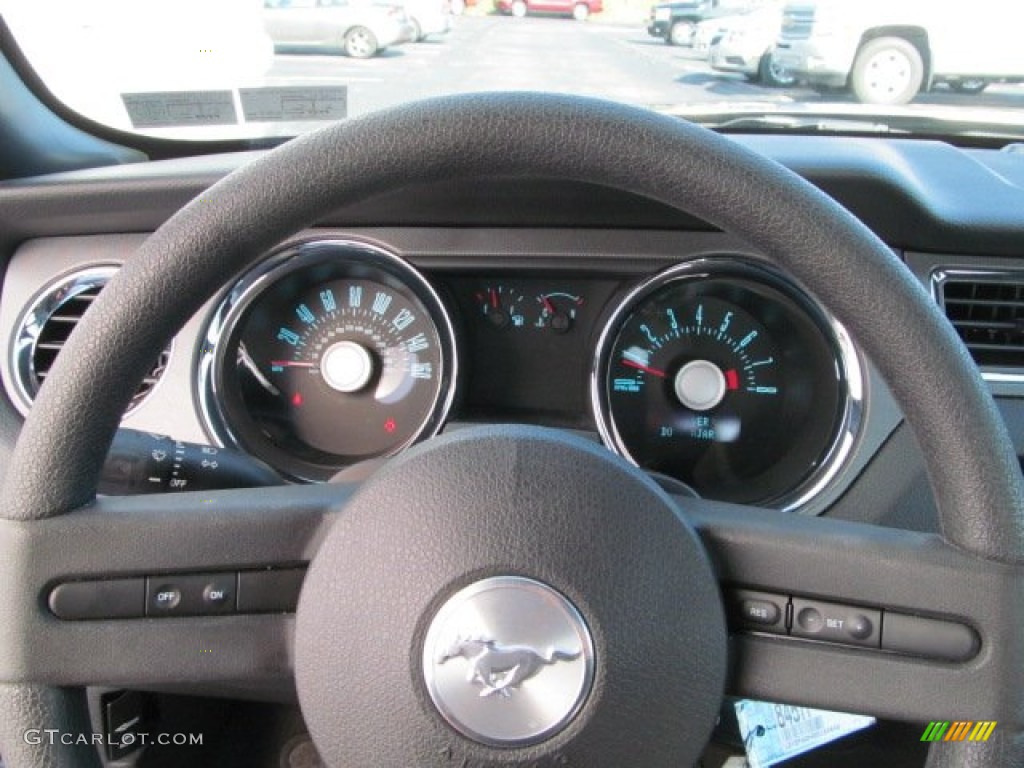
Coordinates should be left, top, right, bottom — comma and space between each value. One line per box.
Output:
196, 238, 862, 509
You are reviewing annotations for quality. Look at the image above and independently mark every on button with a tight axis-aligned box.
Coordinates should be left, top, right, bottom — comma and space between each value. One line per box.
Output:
204, 584, 230, 605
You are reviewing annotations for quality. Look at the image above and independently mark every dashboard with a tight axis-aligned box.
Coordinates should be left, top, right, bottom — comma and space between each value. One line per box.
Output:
0, 227, 895, 519
4, 121, 1024, 768
2, 133, 1024, 533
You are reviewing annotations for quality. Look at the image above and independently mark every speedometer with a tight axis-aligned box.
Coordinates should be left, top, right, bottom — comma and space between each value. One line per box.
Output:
592, 258, 862, 510
198, 239, 457, 480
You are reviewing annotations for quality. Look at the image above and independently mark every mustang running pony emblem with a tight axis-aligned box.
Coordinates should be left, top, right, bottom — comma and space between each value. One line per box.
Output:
438, 635, 581, 698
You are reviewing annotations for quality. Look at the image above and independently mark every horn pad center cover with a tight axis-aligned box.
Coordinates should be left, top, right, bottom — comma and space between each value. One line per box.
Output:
295, 425, 726, 768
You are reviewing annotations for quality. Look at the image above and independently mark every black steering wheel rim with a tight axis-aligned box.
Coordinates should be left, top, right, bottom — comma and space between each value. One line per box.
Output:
1, 92, 1021, 767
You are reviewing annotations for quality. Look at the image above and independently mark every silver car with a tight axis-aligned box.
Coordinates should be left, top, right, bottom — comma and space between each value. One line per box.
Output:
264, 0, 410, 59
708, 2, 794, 87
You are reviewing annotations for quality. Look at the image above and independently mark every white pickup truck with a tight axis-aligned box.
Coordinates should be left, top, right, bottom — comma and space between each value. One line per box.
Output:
773, 0, 1024, 104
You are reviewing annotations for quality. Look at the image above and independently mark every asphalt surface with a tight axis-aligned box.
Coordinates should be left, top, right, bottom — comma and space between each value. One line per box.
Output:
264, 14, 1024, 121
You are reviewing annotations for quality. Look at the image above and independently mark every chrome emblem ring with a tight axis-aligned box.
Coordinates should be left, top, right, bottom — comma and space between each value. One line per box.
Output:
422, 576, 595, 747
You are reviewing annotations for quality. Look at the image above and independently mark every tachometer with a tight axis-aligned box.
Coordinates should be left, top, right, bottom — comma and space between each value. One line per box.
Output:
592, 258, 861, 509
198, 240, 457, 480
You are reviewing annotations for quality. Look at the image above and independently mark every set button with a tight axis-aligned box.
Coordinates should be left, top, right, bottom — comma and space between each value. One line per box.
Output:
790, 598, 880, 648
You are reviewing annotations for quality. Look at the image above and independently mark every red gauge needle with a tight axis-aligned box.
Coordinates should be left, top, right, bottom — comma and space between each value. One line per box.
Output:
542, 296, 556, 313
622, 359, 666, 378
490, 289, 499, 309
270, 361, 316, 368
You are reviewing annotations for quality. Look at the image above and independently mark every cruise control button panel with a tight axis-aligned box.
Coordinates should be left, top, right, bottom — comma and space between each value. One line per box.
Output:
726, 587, 978, 662
49, 567, 304, 620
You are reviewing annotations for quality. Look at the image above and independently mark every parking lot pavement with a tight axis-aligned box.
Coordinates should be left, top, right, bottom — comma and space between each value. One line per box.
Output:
265, 15, 1024, 120
264, 15, 801, 118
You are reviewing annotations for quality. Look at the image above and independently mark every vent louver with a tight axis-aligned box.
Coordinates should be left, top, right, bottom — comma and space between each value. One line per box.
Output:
12, 267, 170, 412
938, 271, 1024, 368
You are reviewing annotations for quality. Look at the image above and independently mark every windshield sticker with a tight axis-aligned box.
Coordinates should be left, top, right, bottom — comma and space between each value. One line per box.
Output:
122, 92, 237, 129
240, 87, 348, 123
735, 699, 876, 768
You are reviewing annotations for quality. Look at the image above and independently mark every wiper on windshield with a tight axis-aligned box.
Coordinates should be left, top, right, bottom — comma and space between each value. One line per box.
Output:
705, 113, 904, 135
669, 105, 1024, 142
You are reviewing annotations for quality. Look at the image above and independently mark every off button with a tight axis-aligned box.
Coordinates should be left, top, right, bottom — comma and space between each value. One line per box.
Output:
149, 585, 182, 613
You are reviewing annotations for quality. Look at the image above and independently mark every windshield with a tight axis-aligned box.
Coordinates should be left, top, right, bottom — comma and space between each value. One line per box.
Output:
1, 0, 1023, 142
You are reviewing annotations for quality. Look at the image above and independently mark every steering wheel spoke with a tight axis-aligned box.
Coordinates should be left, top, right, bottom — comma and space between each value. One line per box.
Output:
0, 484, 345, 689
688, 500, 1024, 724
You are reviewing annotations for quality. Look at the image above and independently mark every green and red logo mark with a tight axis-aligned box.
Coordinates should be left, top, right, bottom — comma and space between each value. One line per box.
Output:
921, 721, 997, 742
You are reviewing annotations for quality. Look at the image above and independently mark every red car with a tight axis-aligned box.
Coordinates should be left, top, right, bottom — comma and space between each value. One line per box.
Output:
496, 0, 602, 20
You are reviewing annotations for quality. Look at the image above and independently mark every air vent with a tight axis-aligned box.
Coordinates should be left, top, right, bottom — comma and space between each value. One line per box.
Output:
937, 271, 1024, 368
11, 267, 171, 413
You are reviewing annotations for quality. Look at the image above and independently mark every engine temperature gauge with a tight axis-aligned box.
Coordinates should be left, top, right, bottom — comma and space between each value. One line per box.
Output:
534, 292, 583, 333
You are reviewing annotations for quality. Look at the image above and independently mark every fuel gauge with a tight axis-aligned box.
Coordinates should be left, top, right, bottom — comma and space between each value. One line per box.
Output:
534, 292, 583, 333
476, 286, 526, 330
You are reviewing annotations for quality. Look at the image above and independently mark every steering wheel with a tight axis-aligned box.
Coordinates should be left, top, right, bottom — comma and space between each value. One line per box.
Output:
0, 93, 1021, 768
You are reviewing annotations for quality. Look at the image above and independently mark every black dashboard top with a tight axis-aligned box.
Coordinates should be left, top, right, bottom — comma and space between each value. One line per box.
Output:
1, 135, 1024, 256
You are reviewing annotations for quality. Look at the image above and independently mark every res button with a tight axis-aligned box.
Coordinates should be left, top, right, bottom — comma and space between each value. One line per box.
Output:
729, 589, 788, 634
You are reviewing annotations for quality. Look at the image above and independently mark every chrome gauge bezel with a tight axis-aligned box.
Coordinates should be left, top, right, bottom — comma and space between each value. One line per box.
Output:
590, 256, 864, 514
196, 238, 459, 481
